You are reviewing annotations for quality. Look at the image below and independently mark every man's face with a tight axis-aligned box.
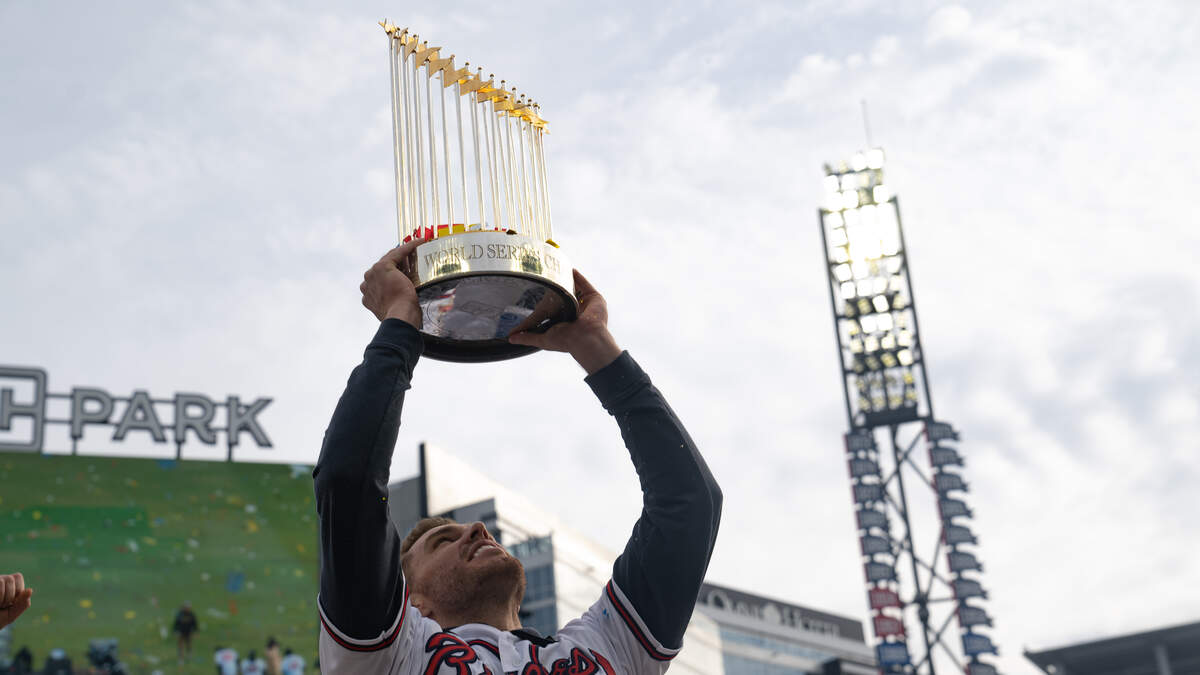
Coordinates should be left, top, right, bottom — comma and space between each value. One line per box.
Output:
405, 521, 526, 620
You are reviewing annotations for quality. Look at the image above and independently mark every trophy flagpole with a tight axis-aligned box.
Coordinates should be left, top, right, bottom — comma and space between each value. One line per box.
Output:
455, 72, 468, 230
517, 104, 532, 237
536, 117, 553, 241
401, 40, 417, 238
387, 28, 404, 241
410, 41, 427, 237
533, 107, 549, 243
439, 65, 453, 229
424, 57, 439, 236
469, 83, 484, 229
485, 85, 502, 229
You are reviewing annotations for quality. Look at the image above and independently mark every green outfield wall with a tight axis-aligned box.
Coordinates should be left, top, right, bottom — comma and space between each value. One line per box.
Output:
0, 453, 319, 673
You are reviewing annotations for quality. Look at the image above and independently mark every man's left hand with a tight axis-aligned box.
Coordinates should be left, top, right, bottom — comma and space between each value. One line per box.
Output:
508, 270, 621, 375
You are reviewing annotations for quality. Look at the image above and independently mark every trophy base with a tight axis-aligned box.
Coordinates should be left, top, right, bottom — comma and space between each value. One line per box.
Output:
413, 232, 577, 363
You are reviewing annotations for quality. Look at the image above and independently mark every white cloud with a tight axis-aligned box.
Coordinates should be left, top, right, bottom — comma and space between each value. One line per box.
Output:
926, 6, 973, 45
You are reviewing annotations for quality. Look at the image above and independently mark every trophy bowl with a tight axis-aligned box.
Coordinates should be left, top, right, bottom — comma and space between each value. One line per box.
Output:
414, 230, 577, 362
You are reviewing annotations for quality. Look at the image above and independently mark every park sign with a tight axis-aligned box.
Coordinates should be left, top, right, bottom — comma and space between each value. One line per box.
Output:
0, 365, 271, 458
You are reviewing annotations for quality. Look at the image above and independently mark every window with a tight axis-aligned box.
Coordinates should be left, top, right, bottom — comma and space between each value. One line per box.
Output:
522, 564, 555, 604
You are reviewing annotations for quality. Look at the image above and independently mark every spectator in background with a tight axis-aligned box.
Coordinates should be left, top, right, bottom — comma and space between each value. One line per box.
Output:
12, 646, 33, 675
240, 649, 265, 675
40, 648, 70, 675
279, 649, 304, 675
264, 638, 281, 675
213, 646, 238, 675
172, 602, 198, 663
0, 574, 33, 631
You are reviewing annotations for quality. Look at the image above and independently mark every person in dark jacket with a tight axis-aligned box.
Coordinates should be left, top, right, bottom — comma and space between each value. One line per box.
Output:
172, 602, 198, 663
314, 240, 722, 674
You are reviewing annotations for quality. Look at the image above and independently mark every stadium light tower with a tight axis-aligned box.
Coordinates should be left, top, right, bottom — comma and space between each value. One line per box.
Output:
817, 149, 1001, 675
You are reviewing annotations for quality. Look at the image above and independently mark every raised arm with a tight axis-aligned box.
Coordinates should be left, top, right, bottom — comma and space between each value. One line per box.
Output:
509, 271, 723, 654
313, 240, 425, 642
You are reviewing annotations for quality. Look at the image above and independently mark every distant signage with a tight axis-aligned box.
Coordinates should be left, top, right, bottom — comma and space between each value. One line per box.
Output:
853, 483, 884, 504
938, 497, 972, 519
698, 583, 863, 640
926, 421, 959, 441
875, 642, 911, 667
860, 534, 891, 556
845, 431, 876, 451
957, 604, 992, 628
953, 578, 987, 600
944, 524, 977, 546
962, 632, 998, 656
872, 613, 906, 638
865, 561, 897, 582
868, 587, 901, 610
929, 445, 963, 467
948, 551, 983, 573
0, 365, 272, 456
856, 508, 888, 531
848, 457, 881, 478
934, 471, 967, 494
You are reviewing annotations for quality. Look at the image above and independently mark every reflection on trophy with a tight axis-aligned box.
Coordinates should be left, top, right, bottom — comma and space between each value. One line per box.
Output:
381, 21, 577, 363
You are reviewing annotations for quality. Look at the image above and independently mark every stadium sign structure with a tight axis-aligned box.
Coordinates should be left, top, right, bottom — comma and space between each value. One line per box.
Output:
819, 149, 1001, 673
0, 365, 271, 458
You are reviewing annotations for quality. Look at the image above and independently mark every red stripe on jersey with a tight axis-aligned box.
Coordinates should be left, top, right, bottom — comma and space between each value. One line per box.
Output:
468, 640, 500, 656
604, 581, 674, 661
320, 586, 408, 652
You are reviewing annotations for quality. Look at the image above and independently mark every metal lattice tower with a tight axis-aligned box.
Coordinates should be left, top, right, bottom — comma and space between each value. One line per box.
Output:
817, 149, 1000, 675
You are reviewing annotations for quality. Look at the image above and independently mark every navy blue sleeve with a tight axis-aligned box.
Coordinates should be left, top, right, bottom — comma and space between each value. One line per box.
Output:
312, 319, 423, 639
586, 351, 723, 650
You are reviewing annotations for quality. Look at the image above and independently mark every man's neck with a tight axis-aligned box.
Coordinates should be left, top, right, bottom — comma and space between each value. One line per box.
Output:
438, 603, 522, 632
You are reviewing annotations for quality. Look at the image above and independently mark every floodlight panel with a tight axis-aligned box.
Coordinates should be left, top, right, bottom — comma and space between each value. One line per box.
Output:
830, 227, 849, 247
824, 175, 842, 195
821, 148, 932, 428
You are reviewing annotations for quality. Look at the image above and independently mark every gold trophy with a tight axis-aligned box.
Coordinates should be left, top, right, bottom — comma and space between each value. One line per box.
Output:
381, 22, 577, 362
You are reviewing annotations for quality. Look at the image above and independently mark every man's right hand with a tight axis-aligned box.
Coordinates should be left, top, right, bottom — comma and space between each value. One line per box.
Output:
360, 238, 426, 328
0, 572, 32, 630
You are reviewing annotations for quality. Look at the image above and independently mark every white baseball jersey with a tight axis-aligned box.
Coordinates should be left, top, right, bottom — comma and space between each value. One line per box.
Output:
318, 580, 677, 674
280, 653, 306, 675
214, 648, 238, 675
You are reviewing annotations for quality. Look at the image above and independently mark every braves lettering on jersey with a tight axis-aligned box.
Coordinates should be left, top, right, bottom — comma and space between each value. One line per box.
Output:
314, 321, 722, 675
318, 579, 677, 674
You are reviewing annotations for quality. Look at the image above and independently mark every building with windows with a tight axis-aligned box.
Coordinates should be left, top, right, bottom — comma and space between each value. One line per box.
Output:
696, 582, 875, 675
388, 442, 875, 675
1025, 620, 1200, 675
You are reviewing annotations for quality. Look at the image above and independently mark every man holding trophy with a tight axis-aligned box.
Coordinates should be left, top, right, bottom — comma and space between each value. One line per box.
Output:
311, 24, 722, 673
313, 237, 722, 674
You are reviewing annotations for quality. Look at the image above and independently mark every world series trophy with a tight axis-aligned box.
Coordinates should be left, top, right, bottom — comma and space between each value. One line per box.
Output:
380, 22, 577, 362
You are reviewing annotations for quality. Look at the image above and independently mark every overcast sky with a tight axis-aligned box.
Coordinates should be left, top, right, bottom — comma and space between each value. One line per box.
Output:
3, 1, 1199, 673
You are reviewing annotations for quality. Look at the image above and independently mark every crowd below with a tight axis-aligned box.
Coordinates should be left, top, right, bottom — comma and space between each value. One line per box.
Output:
1, 573, 310, 674
0, 639, 309, 674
